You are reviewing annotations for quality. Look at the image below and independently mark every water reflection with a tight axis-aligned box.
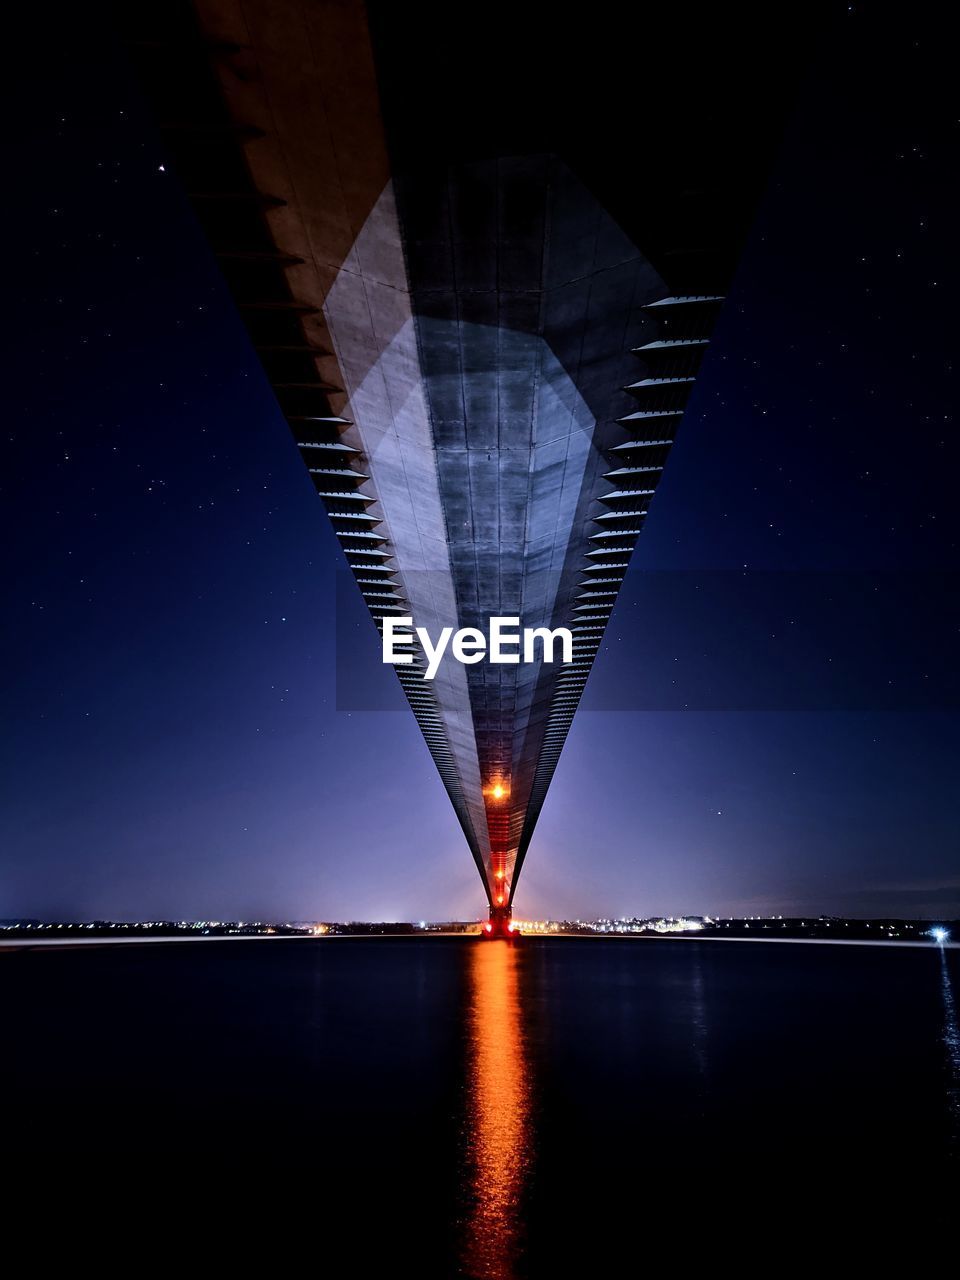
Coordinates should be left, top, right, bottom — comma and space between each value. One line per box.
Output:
939, 946, 960, 1149
460, 941, 533, 1279
688, 943, 710, 1092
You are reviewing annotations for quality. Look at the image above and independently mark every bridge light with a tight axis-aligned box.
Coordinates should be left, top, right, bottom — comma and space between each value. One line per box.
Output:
492, 784, 505, 799
495, 870, 504, 880
484, 923, 493, 934
497, 895, 504, 905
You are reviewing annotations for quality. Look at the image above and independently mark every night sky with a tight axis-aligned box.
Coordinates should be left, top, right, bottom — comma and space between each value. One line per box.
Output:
2, 4, 958, 923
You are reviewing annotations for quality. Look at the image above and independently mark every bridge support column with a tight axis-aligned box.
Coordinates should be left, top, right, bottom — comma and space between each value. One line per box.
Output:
481, 904, 517, 939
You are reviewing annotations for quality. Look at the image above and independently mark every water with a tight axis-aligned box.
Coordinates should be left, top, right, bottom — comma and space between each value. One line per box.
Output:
4, 936, 957, 1267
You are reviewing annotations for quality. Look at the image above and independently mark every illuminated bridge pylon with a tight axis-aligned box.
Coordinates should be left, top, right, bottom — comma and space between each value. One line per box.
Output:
121, 0, 822, 922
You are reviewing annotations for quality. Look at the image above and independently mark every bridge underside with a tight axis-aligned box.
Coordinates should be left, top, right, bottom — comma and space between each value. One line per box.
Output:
121, 0, 827, 909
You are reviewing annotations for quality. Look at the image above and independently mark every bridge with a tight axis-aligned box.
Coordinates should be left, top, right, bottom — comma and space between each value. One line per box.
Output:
121, 0, 825, 932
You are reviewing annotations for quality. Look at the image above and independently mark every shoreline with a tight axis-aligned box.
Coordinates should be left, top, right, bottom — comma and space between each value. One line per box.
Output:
1, 931, 955, 953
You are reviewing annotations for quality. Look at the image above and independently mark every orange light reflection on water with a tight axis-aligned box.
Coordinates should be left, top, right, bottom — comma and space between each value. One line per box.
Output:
461, 941, 532, 1280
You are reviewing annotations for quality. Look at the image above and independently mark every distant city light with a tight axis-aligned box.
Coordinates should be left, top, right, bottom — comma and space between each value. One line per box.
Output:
1, 914, 949, 945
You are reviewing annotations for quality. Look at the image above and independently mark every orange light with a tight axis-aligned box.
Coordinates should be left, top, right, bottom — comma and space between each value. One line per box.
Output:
495, 870, 504, 880
497, 896, 504, 905
484, 923, 493, 933
492, 784, 505, 799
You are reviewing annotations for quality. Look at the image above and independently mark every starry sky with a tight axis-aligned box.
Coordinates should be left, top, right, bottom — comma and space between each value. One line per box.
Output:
2, 4, 958, 923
